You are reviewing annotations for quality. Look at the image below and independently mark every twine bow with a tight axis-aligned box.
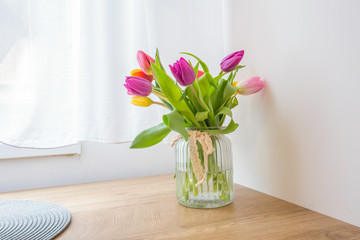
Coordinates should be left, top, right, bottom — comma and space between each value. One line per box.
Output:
171, 130, 215, 187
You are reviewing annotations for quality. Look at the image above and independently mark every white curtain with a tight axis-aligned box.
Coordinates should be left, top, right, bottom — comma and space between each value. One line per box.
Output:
0, 0, 226, 148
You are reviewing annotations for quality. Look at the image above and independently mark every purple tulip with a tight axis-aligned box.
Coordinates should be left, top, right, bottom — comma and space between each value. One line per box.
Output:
124, 76, 152, 97
220, 50, 244, 72
169, 57, 196, 86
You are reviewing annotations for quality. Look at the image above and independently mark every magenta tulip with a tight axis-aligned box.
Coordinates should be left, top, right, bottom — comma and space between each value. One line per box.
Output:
237, 76, 264, 95
169, 57, 196, 86
124, 76, 153, 97
220, 50, 244, 72
137, 51, 155, 75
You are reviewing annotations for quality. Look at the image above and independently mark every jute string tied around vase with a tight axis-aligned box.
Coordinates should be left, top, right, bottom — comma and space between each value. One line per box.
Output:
170, 130, 215, 187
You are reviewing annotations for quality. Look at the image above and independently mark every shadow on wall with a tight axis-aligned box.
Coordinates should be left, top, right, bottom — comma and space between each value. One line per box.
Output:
231, 81, 307, 203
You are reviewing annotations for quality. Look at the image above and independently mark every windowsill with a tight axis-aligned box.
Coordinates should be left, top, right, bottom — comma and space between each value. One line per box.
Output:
0, 143, 81, 159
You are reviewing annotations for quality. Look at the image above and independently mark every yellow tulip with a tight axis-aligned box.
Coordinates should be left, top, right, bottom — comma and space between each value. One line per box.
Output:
131, 96, 153, 107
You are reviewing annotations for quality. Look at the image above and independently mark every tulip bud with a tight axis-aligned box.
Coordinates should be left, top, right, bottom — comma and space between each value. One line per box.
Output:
131, 96, 153, 107
220, 50, 244, 72
124, 76, 153, 97
137, 51, 155, 75
130, 69, 153, 82
169, 57, 196, 86
236, 76, 264, 95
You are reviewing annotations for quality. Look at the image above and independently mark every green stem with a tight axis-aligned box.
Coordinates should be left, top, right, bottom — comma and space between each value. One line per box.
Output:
152, 101, 166, 108
152, 89, 169, 102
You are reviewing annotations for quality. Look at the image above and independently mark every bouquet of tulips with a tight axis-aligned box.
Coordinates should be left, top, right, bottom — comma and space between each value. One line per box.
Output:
124, 49, 264, 148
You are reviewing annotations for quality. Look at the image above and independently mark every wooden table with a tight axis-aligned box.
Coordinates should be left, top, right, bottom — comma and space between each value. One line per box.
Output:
0, 174, 359, 239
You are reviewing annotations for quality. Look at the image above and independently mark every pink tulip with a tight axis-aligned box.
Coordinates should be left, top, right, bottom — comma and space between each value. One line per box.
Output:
237, 76, 264, 95
137, 51, 155, 75
124, 76, 153, 97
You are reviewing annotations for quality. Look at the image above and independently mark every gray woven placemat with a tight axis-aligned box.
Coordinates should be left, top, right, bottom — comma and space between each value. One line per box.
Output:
0, 200, 71, 240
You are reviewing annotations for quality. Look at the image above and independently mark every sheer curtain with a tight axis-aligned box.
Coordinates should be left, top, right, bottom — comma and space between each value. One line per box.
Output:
0, 0, 226, 148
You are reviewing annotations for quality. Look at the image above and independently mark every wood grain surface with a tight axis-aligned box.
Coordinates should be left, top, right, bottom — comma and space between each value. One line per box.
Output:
0, 174, 359, 239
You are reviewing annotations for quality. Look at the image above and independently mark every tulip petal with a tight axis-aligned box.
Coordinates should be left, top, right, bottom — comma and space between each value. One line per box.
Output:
169, 64, 183, 85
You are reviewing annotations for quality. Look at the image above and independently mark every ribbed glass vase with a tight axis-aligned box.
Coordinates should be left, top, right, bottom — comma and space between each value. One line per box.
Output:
174, 127, 233, 208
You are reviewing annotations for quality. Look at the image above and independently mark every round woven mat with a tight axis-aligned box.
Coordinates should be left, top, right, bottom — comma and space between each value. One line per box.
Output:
0, 200, 71, 240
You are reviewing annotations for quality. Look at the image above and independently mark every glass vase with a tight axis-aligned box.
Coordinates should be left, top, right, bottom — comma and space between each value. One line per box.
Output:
174, 127, 233, 208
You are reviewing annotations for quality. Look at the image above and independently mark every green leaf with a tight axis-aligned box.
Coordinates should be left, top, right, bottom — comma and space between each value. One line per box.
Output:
180, 52, 209, 73
195, 111, 209, 122
214, 81, 238, 120
179, 86, 189, 101
155, 48, 165, 71
197, 74, 210, 101
215, 107, 232, 118
152, 86, 162, 92
207, 97, 214, 114
205, 72, 217, 88
151, 63, 199, 126
160, 98, 174, 110
210, 79, 227, 112
215, 106, 233, 127
214, 75, 222, 85
163, 110, 188, 141
186, 86, 202, 112
231, 65, 246, 71
228, 96, 238, 109
223, 80, 238, 102
130, 123, 171, 148
210, 89, 221, 115
192, 81, 210, 112
228, 71, 236, 82
194, 62, 200, 77
188, 59, 193, 68
213, 65, 246, 85
227, 72, 233, 83
205, 120, 239, 134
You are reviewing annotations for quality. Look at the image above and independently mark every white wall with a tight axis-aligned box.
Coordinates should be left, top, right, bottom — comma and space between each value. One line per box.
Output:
226, 0, 360, 227
0, 142, 174, 193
